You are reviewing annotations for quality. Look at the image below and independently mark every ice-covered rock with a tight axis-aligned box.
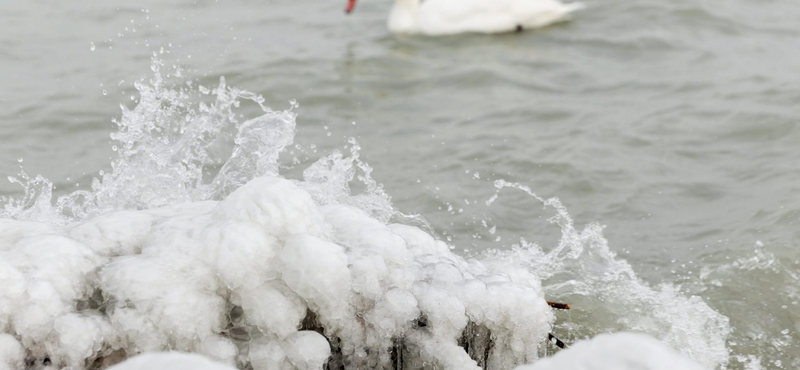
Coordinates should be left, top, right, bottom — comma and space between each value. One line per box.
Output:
107, 352, 237, 370
513, 332, 709, 370
0, 175, 558, 369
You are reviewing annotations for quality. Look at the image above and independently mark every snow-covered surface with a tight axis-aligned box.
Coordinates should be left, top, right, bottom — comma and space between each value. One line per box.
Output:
514, 332, 708, 370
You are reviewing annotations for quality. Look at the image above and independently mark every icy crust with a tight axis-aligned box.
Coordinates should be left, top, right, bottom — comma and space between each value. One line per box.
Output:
0, 334, 25, 370
0, 176, 554, 370
513, 332, 708, 370
66, 332, 711, 370
106, 352, 236, 370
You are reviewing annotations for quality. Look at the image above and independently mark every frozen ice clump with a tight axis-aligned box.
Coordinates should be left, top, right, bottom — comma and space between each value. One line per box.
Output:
202, 221, 281, 290
51, 312, 116, 368
108, 352, 237, 370
0, 175, 555, 369
513, 332, 708, 370
0, 230, 105, 364
0, 219, 56, 249
0, 334, 24, 370
100, 245, 228, 352
238, 280, 307, 339
198, 335, 238, 365
249, 336, 290, 370
319, 203, 554, 369
68, 211, 155, 256
246, 331, 329, 370
0, 261, 25, 333
283, 331, 331, 370
213, 176, 327, 239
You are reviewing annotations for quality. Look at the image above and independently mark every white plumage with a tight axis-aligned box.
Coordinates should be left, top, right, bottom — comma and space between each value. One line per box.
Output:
348, 0, 583, 35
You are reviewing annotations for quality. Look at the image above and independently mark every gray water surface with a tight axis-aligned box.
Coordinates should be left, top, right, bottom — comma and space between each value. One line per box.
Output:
1, 0, 799, 368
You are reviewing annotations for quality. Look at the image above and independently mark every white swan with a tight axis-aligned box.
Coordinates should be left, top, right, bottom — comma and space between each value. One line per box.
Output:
345, 0, 583, 35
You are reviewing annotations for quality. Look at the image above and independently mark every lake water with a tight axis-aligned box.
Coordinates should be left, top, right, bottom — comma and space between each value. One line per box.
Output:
1, 0, 799, 368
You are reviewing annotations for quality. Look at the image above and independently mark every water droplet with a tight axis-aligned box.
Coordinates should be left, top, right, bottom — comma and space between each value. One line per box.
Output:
102, 90, 107, 96
17, 158, 23, 163
90, 42, 96, 51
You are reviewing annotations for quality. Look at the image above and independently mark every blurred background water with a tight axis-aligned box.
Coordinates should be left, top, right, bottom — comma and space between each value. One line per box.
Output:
1, 0, 799, 368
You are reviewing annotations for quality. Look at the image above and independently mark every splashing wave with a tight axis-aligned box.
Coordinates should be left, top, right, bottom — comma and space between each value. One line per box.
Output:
0, 60, 730, 370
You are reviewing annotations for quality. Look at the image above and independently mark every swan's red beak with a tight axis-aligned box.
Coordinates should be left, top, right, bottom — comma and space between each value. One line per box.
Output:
345, 0, 358, 14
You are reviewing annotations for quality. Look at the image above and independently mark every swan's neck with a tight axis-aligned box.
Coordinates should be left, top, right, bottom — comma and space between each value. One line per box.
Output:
388, 0, 420, 32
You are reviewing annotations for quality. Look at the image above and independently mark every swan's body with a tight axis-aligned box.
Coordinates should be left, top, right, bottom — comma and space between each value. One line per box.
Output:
348, 0, 582, 35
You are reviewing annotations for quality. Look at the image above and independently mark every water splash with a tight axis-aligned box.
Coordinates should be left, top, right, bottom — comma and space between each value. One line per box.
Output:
299, 137, 394, 223
2, 172, 61, 224
3, 57, 394, 228
697, 241, 800, 369
485, 179, 732, 369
